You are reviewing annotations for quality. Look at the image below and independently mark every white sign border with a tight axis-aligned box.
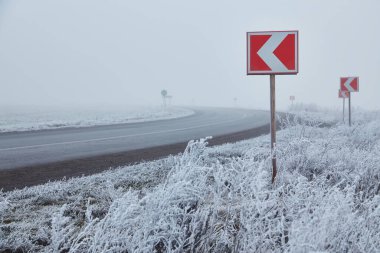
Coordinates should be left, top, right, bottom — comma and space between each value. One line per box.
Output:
247, 30, 299, 75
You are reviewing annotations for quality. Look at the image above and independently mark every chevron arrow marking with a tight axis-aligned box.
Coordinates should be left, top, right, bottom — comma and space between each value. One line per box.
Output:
344, 77, 355, 92
340, 77, 359, 92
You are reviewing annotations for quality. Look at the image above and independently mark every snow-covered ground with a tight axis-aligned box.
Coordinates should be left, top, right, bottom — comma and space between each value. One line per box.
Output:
0, 105, 194, 133
1, 111, 380, 252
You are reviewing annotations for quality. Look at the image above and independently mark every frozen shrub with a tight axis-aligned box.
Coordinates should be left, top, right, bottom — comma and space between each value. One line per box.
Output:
1, 111, 379, 252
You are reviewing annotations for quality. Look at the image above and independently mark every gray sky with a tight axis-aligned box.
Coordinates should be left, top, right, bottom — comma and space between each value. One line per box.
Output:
0, 0, 379, 110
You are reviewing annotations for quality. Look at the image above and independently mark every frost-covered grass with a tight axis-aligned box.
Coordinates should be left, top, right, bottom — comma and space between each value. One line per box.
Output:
1, 111, 380, 252
288, 103, 378, 125
0, 105, 193, 133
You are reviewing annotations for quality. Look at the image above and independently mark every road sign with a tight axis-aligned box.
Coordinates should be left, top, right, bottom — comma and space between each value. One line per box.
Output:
340, 77, 359, 126
247, 31, 298, 75
338, 90, 350, 98
340, 77, 359, 92
247, 30, 299, 184
161, 90, 168, 109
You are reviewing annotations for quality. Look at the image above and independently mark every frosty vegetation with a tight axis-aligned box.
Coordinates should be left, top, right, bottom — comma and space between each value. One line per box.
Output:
0, 106, 193, 133
1, 111, 379, 252
288, 102, 372, 124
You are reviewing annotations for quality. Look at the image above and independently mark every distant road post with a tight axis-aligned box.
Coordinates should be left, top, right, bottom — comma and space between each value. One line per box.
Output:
247, 30, 299, 183
340, 77, 359, 127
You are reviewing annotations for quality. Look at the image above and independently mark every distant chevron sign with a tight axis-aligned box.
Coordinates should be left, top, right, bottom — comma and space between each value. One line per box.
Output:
340, 77, 359, 92
247, 31, 298, 75
339, 89, 350, 98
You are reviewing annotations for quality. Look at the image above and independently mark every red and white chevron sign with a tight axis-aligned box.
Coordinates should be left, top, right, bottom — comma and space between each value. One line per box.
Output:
247, 31, 298, 75
340, 77, 359, 92
339, 90, 350, 98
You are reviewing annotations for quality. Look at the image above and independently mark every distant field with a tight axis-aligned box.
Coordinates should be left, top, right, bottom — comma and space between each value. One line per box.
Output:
0, 105, 194, 133
1, 110, 379, 252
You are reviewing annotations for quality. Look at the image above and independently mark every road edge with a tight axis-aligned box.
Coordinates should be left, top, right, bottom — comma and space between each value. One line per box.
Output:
0, 124, 270, 191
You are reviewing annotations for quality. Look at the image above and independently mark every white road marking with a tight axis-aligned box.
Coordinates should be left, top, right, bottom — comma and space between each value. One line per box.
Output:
0, 114, 249, 152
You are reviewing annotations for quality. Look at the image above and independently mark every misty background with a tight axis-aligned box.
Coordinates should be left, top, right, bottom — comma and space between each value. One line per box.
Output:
0, 0, 379, 111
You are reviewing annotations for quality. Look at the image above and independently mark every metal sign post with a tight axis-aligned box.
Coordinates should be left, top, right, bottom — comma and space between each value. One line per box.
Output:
339, 89, 349, 123
340, 77, 359, 127
343, 98, 345, 123
161, 89, 168, 109
247, 30, 298, 183
289, 96, 295, 107
270, 75, 277, 183
349, 94, 351, 127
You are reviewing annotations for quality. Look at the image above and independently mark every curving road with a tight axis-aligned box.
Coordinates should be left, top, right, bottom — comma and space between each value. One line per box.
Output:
0, 107, 270, 190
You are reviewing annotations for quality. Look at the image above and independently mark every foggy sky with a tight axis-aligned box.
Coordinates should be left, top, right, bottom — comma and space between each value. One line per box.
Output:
1, 0, 379, 110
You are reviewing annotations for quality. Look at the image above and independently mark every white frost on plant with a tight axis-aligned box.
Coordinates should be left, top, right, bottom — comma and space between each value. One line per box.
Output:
0, 110, 379, 252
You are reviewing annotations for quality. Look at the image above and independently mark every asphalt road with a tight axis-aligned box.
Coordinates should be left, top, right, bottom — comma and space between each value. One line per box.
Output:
0, 107, 270, 190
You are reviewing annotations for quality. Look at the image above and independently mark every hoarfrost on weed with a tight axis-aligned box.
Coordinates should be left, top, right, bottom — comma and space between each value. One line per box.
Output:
1, 110, 379, 252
